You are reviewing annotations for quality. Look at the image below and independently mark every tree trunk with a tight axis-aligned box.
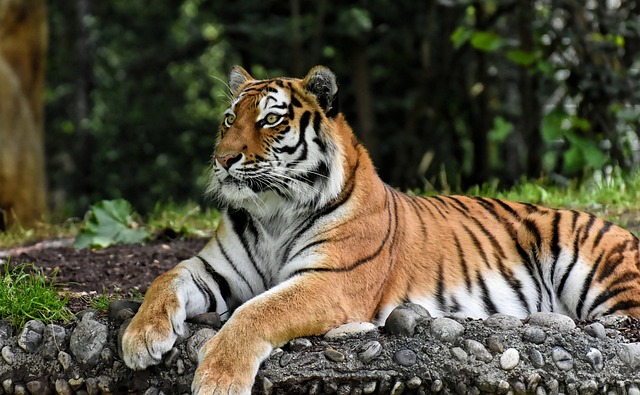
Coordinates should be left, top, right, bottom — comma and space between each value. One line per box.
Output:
0, 0, 48, 229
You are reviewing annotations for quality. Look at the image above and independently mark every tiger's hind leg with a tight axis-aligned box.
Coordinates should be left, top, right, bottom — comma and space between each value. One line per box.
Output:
517, 209, 640, 320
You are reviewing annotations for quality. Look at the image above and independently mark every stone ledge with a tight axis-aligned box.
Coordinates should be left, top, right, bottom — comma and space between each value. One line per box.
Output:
1, 303, 639, 394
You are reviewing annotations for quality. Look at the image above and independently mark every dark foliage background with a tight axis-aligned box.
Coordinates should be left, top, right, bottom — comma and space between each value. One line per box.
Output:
45, 0, 640, 215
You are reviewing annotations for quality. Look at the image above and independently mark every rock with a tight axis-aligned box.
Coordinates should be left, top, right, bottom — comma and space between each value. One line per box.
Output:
500, 348, 520, 370
288, 337, 312, 351
528, 312, 575, 331
522, 326, 546, 344
463, 339, 492, 362
1, 346, 14, 365
324, 347, 345, 362
40, 324, 66, 360
586, 347, 603, 371
385, 303, 430, 336
551, 346, 574, 370
69, 313, 108, 366
0, 320, 13, 348
430, 317, 464, 342
450, 346, 468, 362
108, 300, 141, 321
58, 350, 73, 371
485, 313, 522, 330
279, 352, 292, 367
55, 379, 73, 395
393, 349, 417, 366
358, 340, 383, 363
597, 315, 628, 328
529, 349, 545, 368
17, 319, 45, 352
617, 343, 640, 368
325, 322, 376, 338
486, 334, 505, 353
186, 328, 217, 363
406, 376, 421, 389
584, 322, 606, 339
189, 312, 222, 329
363, 382, 377, 394
26, 378, 49, 395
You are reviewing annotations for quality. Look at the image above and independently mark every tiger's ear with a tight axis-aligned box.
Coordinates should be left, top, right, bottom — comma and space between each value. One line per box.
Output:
303, 66, 339, 117
228, 66, 254, 94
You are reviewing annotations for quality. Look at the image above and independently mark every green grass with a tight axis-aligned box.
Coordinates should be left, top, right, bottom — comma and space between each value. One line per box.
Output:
0, 261, 73, 328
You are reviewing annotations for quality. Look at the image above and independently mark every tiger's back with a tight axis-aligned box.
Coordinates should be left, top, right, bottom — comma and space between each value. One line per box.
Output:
374, 193, 640, 322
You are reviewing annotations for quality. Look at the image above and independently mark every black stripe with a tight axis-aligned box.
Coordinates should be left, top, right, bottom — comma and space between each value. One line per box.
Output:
576, 252, 603, 318
462, 225, 490, 269
273, 111, 309, 155
215, 232, 256, 295
549, 211, 562, 286
580, 215, 597, 244
188, 272, 216, 312
404, 195, 428, 240
477, 272, 498, 315
290, 187, 394, 277
605, 300, 640, 315
587, 284, 635, 318
228, 210, 269, 290
283, 156, 360, 261
196, 255, 232, 301
593, 222, 613, 249
557, 230, 581, 298
446, 196, 469, 213
493, 198, 522, 221
288, 238, 329, 262
418, 196, 446, 218
453, 234, 472, 290
597, 240, 629, 282
436, 258, 446, 312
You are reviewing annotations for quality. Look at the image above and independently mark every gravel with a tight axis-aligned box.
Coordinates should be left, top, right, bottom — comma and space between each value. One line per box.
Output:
1, 302, 640, 394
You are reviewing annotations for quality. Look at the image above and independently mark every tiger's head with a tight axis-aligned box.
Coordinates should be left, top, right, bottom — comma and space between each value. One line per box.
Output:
207, 66, 346, 218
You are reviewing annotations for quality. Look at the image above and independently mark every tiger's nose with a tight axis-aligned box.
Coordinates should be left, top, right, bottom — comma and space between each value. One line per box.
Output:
216, 152, 242, 170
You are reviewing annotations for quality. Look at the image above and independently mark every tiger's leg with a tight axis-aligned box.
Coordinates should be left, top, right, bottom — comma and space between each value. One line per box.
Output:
121, 255, 230, 370
191, 273, 368, 395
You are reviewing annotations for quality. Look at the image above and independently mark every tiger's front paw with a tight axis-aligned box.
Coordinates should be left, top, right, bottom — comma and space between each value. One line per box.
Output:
191, 334, 271, 395
120, 305, 184, 370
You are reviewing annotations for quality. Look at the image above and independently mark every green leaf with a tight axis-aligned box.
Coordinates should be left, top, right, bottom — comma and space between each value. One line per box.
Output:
451, 26, 473, 49
488, 116, 513, 142
74, 199, 150, 249
506, 49, 538, 66
541, 109, 567, 141
470, 31, 502, 52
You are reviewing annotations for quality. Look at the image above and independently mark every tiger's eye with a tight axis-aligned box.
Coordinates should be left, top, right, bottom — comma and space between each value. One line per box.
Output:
225, 114, 236, 126
266, 113, 279, 124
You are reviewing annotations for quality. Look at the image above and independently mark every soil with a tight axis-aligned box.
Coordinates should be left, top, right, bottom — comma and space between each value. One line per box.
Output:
0, 236, 209, 293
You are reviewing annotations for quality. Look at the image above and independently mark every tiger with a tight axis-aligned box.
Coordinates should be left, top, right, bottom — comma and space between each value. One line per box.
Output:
121, 65, 640, 395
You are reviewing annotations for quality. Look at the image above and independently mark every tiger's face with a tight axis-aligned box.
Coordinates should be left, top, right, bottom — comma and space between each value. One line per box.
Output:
207, 66, 345, 217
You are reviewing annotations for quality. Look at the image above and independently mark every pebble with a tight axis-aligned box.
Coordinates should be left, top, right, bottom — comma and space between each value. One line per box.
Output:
163, 347, 180, 368
41, 324, 66, 360
385, 303, 430, 336
108, 300, 141, 320
189, 312, 222, 329
430, 317, 464, 342
629, 384, 640, 395
288, 337, 312, 351
586, 347, 603, 371
324, 348, 345, 362
583, 322, 606, 339
69, 313, 108, 366
2, 345, 14, 364
3, 379, 13, 393
431, 379, 443, 392
55, 379, 73, 395
486, 335, 505, 353
358, 340, 383, 363
393, 349, 417, 366
529, 349, 545, 368
363, 382, 377, 394
579, 380, 598, 395
390, 381, 405, 395
68, 378, 84, 390
450, 346, 468, 362
522, 326, 546, 344
14, 384, 26, 395
279, 352, 293, 367
485, 313, 523, 330
406, 376, 421, 389
500, 348, 520, 370
528, 312, 576, 331
617, 343, 640, 368
551, 346, 574, 370
176, 358, 185, 375
58, 350, 73, 371
17, 319, 45, 353
597, 314, 628, 328
186, 328, 217, 363
463, 339, 492, 362
262, 377, 273, 395
325, 322, 376, 338
308, 381, 322, 395
26, 379, 49, 395
497, 380, 511, 394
